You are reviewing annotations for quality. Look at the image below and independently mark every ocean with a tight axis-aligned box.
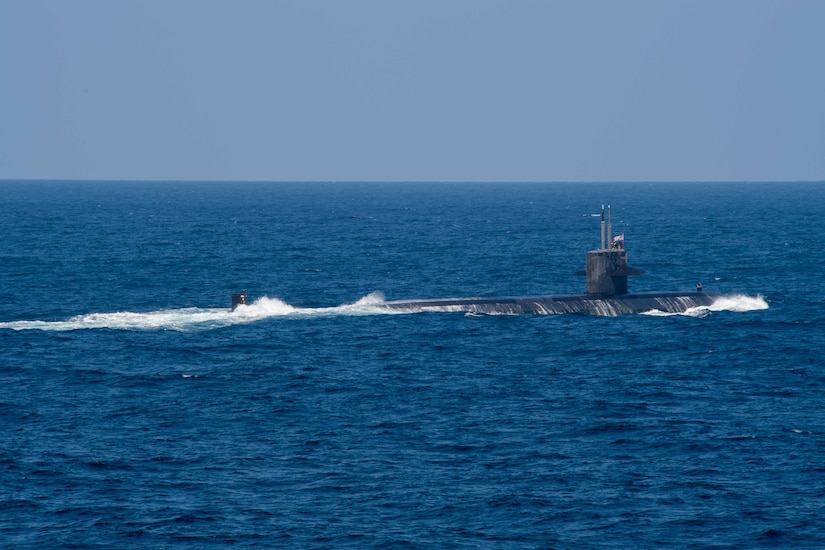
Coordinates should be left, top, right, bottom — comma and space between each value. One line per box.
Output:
0, 181, 822, 548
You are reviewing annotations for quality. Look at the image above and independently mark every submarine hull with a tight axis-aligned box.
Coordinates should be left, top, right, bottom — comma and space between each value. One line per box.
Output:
377, 291, 719, 316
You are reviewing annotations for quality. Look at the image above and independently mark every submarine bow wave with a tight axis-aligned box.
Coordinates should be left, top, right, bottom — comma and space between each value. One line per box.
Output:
641, 294, 769, 317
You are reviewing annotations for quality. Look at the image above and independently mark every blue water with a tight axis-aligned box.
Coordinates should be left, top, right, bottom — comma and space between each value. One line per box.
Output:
0, 181, 822, 548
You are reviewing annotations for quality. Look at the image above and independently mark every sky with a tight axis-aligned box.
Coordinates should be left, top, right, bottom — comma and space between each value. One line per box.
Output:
1, 0, 823, 182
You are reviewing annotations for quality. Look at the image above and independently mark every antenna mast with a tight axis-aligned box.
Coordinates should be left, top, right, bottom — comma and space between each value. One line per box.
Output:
607, 205, 612, 248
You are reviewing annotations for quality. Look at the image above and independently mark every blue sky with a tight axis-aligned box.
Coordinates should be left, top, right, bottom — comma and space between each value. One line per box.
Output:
2, 0, 823, 182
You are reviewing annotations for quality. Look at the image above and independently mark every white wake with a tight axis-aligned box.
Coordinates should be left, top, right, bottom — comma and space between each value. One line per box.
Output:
0, 292, 397, 332
0, 292, 769, 331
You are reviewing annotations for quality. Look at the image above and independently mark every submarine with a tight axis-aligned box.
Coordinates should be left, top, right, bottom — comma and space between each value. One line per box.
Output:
373, 204, 719, 316
232, 205, 730, 316
231, 291, 248, 311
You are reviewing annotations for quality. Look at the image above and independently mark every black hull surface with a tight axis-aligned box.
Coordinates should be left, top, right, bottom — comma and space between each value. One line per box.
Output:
378, 291, 720, 316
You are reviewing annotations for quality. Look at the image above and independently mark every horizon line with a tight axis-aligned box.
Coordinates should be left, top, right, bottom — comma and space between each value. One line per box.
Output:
1, 178, 823, 185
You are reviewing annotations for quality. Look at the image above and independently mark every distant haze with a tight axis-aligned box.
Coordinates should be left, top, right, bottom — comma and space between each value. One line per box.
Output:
2, 0, 823, 182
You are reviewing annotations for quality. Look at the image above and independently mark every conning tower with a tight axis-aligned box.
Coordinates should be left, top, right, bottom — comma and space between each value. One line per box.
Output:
583, 205, 644, 296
